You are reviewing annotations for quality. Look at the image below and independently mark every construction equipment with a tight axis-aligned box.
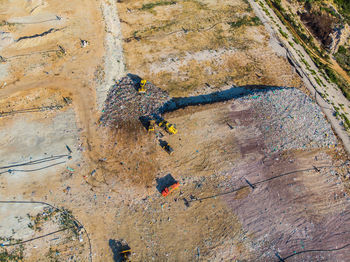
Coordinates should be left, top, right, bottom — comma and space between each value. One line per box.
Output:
148, 120, 155, 132
120, 248, 131, 262
110, 240, 131, 262
138, 79, 147, 93
158, 120, 177, 134
161, 181, 180, 196
161, 140, 174, 155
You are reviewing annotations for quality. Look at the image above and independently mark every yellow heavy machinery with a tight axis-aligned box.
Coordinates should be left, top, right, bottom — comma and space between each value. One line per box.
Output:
158, 120, 177, 134
138, 79, 147, 93
148, 120, 155, 132
160, 140, 174, 155
120, 249, 131, 262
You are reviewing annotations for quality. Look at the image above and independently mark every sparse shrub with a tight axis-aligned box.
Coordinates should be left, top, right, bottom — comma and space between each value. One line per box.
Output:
228, 16, 262, 28
341, 113, 350, 130
140, 0, 176, 10
279, 29, 288, 38
0, 245, 24, 261
335, 45, 350, 75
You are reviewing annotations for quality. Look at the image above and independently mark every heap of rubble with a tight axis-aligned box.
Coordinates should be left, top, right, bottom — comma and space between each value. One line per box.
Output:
237, 87, 337, 153
100, 76, 170, 127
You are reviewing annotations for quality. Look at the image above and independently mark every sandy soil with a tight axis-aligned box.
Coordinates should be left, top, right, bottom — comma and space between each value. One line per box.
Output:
0, 0, 106, 260
117, 0, 305, 97
78, 98, 349, 261
0, 0, 349, 261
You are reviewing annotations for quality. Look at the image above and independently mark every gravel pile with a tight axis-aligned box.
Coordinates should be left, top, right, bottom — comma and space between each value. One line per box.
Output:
238, 87, 337, 153
100, 80, 336, 152
100, 76, 170, 127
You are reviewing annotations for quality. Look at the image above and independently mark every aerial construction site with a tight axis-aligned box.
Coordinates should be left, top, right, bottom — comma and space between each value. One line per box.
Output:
1, 0, 350, 261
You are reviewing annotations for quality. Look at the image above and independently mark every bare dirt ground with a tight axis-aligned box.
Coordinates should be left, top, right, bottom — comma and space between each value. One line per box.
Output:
0, 0, 105, 260
117, 0, 305, 96
83, 96, 350, 261
0, 0, 350, 261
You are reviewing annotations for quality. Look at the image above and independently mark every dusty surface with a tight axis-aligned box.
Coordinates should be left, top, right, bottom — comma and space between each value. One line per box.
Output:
250, 0, 350, 154
0, 0, 350, 261
117, 0, 304, 96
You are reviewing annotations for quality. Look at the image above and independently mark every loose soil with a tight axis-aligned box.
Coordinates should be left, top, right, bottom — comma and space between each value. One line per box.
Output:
0, 0, 349, 261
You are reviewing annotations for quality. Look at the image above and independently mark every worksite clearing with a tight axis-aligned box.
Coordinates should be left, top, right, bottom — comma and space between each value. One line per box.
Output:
0, 0, 350, 261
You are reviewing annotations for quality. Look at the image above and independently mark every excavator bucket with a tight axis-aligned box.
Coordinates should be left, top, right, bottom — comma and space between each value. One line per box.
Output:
158, 120, 165, 127
120, 249, 131, 261
166, 123, 177, 134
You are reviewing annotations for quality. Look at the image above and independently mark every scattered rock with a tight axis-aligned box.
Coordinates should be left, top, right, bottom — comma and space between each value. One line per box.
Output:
100, 76, 170, 127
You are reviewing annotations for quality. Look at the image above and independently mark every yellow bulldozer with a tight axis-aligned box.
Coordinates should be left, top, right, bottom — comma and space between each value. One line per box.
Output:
138, 79, 147, 93
158, 120, 177, 135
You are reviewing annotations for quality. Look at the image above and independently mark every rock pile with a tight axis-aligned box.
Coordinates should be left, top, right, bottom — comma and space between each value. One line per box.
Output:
238, 87, 337, 153
100, 76, 170, 127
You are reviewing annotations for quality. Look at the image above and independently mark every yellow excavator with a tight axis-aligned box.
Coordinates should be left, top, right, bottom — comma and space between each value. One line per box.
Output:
120, 249, 131, 262
158, 120, 177, 134
138, 79, 147, 93
148, 120, 155, 132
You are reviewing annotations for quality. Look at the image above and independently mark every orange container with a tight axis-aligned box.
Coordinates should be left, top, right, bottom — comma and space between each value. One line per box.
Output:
161, 182, 180, 196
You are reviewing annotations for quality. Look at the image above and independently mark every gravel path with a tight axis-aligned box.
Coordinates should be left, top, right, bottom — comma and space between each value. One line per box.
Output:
97, 0, 126, 110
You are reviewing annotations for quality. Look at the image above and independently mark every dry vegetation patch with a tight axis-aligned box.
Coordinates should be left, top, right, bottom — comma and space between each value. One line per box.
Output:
118, 0, 303, 96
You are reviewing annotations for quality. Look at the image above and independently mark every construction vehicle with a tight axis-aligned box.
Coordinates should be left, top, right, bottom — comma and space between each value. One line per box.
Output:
138, 79, 147, 93
120, 248, 131, 262
161, 140, 174, 155
158, 120, 177, 134
148, 120, 155, 132
110, 240, 131, 262
161, 181, 180, 196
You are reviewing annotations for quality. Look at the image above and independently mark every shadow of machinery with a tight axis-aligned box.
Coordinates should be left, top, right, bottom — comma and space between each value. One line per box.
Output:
156, 173, 177, 193
139, 115, 152, 131
158, 85, 292, 113
109, 239, 131, 262
122, 75, 292, 124
127, 73, 142, 92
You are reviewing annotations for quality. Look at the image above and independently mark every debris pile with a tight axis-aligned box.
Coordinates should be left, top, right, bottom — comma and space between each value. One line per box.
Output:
100, 76, 170, 127
238, 88, 337, 153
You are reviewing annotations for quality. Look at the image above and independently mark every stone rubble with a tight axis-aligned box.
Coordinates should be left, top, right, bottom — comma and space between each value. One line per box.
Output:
237, 87, 337, 153
100, 76, 170, 127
